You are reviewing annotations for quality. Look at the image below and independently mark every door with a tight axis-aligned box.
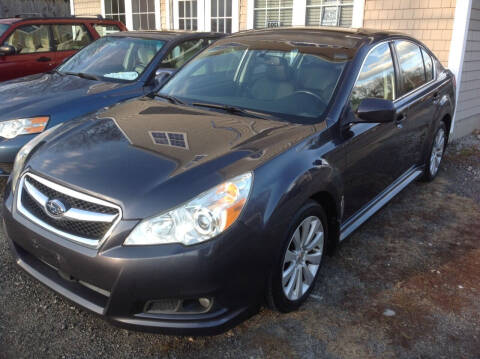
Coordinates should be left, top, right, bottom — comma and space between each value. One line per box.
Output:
342, 42, 405, 219
393, 40, 436, 167
51, 24, 93, 67
0, 24, 55, 81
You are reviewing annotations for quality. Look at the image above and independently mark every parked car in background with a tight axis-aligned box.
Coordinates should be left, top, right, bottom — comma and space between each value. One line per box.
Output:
0, 16, 127, 82
0, 31, 223, 176
3, 28, 455, 335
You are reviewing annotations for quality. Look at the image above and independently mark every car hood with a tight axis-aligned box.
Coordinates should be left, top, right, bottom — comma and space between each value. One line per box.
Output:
28, 98, 325, 219
0, 72, 132, 121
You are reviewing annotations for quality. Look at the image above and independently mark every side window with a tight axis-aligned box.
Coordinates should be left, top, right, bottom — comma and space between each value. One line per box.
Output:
52, 24, 92, 51
350, 42, 396, 111
395, 40, 426, 93
421, 48, 434, 82
159, 39, 206, 69
93, 24, 121, 37
3, 24, 51, 54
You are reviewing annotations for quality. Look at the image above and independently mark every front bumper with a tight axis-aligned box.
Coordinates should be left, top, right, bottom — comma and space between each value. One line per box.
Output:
3, 190, 266, 335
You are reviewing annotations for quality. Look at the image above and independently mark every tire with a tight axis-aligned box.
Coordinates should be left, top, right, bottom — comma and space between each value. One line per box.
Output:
266, 200, 328, 312
422, 121, 447, 182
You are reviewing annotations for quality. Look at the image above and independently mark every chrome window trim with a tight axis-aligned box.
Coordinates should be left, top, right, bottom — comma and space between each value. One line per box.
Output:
350, 39, 438, 107
392, 40, 437, 103
16, 172, 122, 249
350, 40, 398, 103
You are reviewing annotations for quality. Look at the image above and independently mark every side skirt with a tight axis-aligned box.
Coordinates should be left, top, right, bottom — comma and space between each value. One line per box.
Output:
340, 166, 423, 241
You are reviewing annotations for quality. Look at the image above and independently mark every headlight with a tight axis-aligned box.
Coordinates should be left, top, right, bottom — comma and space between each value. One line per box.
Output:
125, 172, 253, 246
0, 117, 49, 139
11, 123, 61, 192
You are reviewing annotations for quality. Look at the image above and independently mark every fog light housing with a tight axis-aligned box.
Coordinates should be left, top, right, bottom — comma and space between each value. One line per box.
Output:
144, 297, 214, 314
198, 297, 211, 309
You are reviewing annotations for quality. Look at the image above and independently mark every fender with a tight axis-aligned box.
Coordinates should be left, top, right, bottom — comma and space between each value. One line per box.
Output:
244, 127, 344, 259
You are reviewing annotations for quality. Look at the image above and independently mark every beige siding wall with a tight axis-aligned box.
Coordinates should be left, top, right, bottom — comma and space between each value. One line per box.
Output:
363, 0, 456, 65
454, 1, 480, 138
160, 0, 168, 29
239, 0, 248, 31
74, 0, 101, 16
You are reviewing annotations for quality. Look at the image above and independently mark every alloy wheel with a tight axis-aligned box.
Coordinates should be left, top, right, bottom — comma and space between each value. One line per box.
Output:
282, 216, 324, 301
430, 128, 445, 176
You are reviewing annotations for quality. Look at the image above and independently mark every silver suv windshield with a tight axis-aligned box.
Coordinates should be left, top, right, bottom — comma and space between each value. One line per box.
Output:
59, 36, 165, 82
159, 43, 347, 121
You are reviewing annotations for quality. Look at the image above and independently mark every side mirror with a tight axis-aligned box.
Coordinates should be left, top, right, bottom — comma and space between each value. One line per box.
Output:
154, 68, 176, 89
0, 45, 16, 56
355, 98, 396, 124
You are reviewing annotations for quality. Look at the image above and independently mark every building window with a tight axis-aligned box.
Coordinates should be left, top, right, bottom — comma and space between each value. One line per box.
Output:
132, 0, 156, 30
104, 0, 126, 25
306, 0, 353, 27
178, 0, 198, 30
253, 0, 293, 29
211, 0, 233, 33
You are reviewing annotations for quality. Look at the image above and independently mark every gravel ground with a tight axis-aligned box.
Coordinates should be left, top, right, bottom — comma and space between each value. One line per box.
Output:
1, 133, 480, 359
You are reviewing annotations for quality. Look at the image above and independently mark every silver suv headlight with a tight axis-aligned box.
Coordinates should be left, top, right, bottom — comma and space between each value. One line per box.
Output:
124, 172, 253, 246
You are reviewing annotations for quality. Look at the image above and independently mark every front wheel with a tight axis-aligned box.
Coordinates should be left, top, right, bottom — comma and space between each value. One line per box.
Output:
422, 122, 447, 181
267, 201, 328, 312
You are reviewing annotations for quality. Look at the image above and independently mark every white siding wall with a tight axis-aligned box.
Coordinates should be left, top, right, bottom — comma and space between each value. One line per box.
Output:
454, 1, 480, 138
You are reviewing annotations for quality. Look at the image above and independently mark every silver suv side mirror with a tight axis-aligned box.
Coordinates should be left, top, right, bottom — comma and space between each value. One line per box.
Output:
154, 68, 176, 89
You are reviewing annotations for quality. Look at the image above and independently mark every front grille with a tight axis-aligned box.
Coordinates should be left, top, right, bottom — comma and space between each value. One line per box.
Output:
16, 173, 121, 248
26, 176, 117, 215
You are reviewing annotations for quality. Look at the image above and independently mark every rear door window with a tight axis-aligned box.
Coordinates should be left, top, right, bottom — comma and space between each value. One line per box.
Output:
350, 42, 396, 110
93, 24, 122, 37
159, 39, 207, 69
421, 48, 434, 82
395, 40, 426, 94
52, 24, 92, 51
3, 24, 51, 54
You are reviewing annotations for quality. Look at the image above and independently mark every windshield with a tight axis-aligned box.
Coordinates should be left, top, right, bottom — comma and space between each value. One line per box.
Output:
159, 43, 347, 121
59, 36, 165, 82
0, 24, 10, 37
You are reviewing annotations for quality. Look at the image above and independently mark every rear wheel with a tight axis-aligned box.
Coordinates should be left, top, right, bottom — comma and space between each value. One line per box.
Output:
267, 201, 327, 312
422, 122, 446, 181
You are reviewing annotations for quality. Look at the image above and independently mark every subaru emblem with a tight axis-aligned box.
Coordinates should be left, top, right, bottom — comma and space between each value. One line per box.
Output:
45, 199, 67, 217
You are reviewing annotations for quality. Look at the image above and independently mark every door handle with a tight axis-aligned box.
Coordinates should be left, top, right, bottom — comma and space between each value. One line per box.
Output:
432, 92, 440, 104
37, 56, 51, 62
395, 113, 407, 128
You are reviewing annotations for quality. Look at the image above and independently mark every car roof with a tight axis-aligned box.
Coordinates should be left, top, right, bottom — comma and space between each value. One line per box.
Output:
0, 18, 20, 24
214, 27, 408, 60
108, 30, 224, 41
0, 16, 121, 24
230, 27, 406, 45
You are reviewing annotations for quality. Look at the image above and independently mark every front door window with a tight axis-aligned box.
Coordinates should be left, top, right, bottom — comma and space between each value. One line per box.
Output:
4, 24, 51, 54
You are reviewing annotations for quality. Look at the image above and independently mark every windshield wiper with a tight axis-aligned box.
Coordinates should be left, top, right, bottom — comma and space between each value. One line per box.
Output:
192, 102, 272, 120
155, 93, 185, 105
65, 72, 101, 81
